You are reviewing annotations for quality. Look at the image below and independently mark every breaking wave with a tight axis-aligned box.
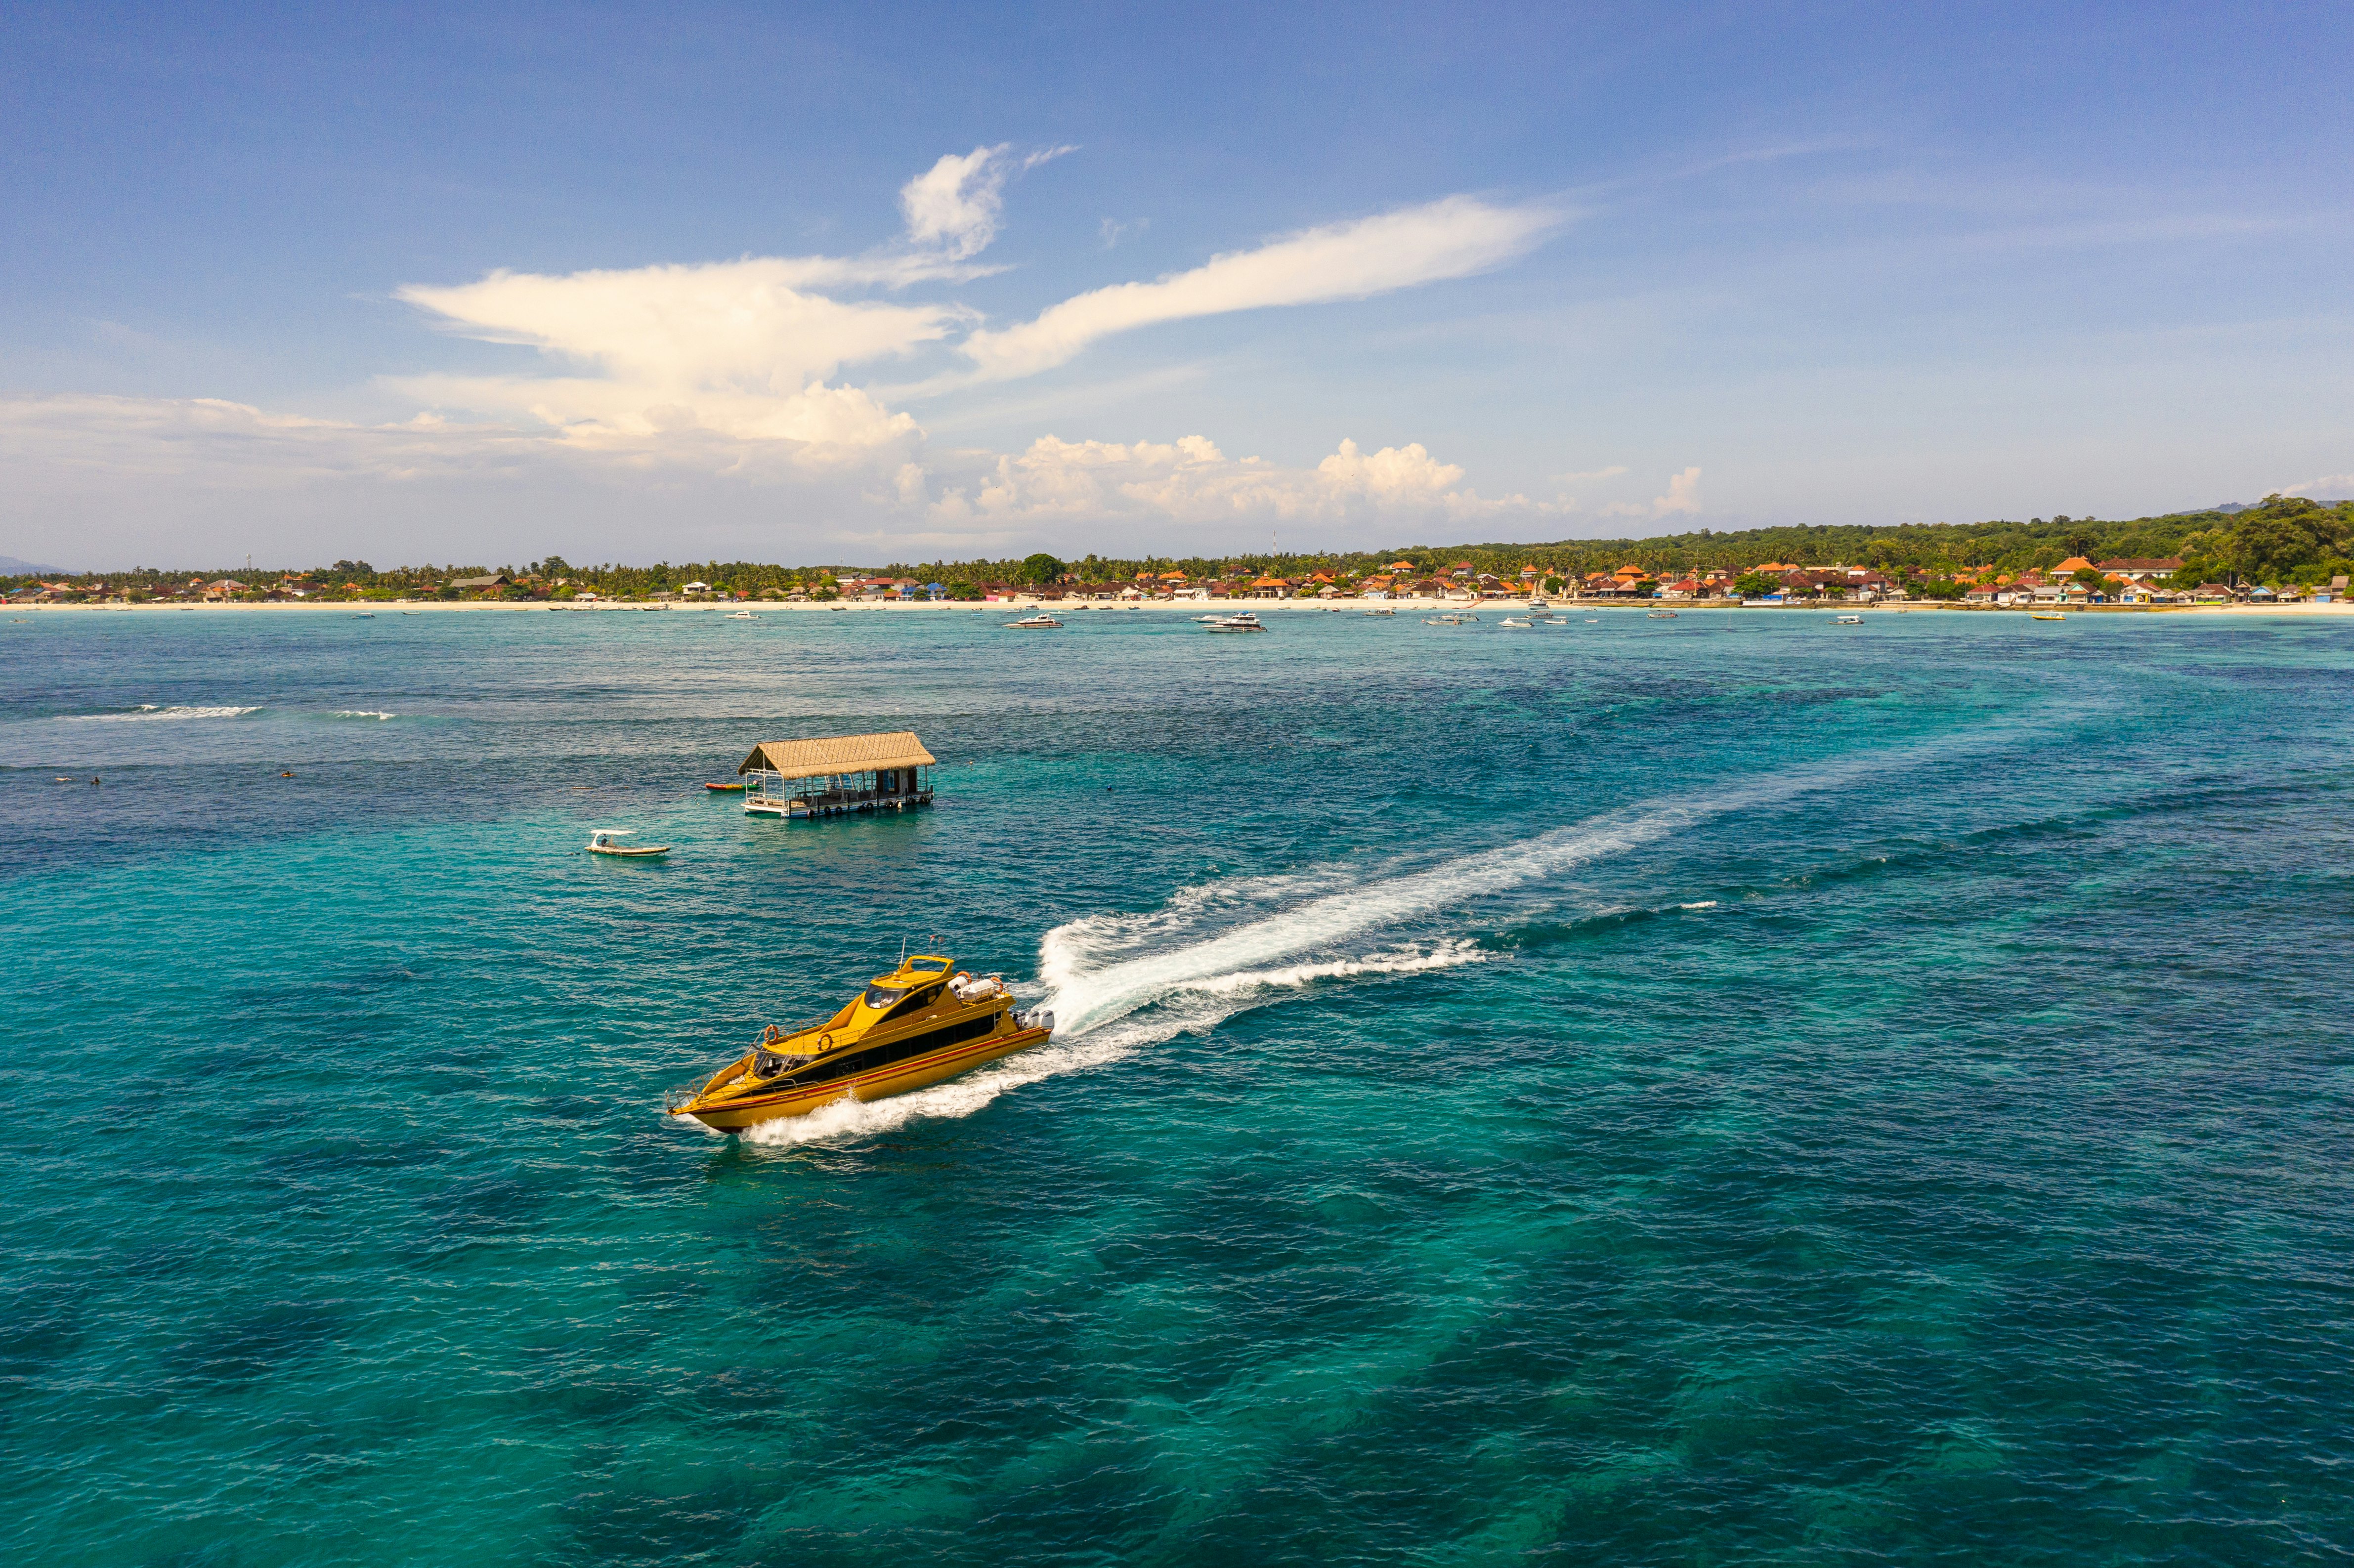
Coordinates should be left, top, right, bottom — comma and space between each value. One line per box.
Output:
68, 704, 260, 722
332, 710, 398, 720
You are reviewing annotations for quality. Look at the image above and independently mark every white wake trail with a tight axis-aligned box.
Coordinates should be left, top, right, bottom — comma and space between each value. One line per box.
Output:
733, 742, 1958, 1149
1039, 746, 1917, 1038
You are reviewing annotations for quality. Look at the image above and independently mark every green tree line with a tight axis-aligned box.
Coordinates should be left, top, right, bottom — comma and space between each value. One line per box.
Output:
13, 497, 2351, 597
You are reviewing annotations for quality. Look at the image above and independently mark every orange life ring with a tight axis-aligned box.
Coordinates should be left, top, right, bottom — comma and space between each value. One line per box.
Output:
819, 1033, 833, 1051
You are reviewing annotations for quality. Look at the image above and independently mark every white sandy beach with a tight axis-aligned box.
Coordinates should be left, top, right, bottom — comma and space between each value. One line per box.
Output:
14, 597, 2352, 618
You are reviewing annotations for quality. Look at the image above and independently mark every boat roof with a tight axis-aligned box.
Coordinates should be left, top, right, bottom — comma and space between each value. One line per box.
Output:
738, 730, 937, 779
871, 954, 954, 985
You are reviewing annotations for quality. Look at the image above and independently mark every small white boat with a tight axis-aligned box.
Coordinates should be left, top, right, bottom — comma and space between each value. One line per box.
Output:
1835, 614, 1863, 624
727, 610, 756, 619
587, 828, 670, 857
1423, 614, 1470, 626
1006, 613, 1063, 629
1647, 609, 1678, 619
1193, 614, 1227, 623
1363, 606, 1397, 616
1499, 617, 1533, 628
1205, 613, 1265, 633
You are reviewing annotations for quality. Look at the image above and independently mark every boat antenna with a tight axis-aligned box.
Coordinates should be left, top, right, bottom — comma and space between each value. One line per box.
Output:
899, 935, 908, 965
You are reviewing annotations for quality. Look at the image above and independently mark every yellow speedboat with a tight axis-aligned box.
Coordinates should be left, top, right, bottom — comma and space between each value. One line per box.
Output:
665, 954, 1053, 1132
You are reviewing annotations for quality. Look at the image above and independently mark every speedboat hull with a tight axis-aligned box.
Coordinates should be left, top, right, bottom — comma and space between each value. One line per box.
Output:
675, 1020, 1051, 1130
667, 954, 1053, 1133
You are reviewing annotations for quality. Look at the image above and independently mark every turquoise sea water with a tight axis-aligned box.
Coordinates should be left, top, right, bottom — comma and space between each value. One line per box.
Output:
5, 604, 2353, 1565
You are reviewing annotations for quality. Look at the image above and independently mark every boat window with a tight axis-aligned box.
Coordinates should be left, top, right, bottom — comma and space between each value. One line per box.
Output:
882, 983, 946, 1022
862, 984, 907, 1009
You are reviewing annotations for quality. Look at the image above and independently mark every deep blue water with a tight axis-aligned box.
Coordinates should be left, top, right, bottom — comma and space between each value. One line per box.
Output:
4, 604, 2352, 1565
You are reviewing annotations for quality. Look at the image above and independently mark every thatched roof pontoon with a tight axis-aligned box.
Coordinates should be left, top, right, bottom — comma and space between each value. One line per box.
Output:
738, 731, 937, 780
736, 731, 940, 820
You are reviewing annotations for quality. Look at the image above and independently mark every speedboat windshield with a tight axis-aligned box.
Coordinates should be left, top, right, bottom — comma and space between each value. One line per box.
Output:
862, 983, 908, 1009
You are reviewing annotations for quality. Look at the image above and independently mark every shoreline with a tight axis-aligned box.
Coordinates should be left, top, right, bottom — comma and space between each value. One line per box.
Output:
11, 598, 2351, 618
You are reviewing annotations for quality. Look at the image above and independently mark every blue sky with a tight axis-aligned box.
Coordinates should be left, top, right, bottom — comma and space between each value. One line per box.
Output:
3, 1, 2349, 568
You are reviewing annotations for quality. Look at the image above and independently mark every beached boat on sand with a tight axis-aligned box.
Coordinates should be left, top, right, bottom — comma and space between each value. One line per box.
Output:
666, 953, 1053, 1131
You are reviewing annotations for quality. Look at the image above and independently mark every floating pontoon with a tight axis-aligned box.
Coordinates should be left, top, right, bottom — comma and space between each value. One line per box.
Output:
738, 731, 938, 820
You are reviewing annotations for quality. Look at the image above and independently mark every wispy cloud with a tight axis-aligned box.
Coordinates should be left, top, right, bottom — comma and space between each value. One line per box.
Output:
7, 151, 1576, 561
388, 158, 1560, 453
956, 196, 1563, 382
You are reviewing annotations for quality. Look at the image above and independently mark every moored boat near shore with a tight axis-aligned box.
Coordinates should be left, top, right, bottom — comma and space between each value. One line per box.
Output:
666, 953, 1053, 1131
586, 828, 669, 856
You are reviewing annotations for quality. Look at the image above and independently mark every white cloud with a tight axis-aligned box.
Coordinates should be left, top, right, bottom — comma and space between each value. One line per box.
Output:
2282, 472, 2354, 498
900, 146, 1013, 260
4, 154, 1582, 562
899, 143, 1073, 260
389, 257, 957, 446
379, 156, 1557, 455
924, 432, 1540, 531
956, 196, 1563, 381
1600, 466, 1702, 519
1655, 465, 1702, 513
1316, 437, 1463, 501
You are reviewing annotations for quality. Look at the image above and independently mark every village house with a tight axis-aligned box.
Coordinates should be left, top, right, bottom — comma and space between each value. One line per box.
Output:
2095, 557, 2185, 584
